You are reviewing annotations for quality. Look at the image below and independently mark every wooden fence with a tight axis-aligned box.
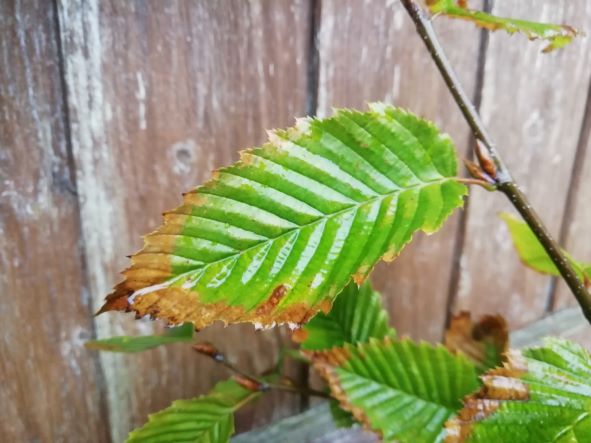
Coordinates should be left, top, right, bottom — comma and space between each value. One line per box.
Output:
2, 1, 591, 441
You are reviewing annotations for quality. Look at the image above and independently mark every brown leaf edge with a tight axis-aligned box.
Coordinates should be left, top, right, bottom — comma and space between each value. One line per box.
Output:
444, 311, 508, 369
444, 350, 529, 443
426, 0, 582, 53
305, 341, 381, 439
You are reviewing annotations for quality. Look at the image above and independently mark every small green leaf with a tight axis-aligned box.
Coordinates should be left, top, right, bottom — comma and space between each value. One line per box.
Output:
100, 104, 467, 330
309, 337, 480, 443
426, 0, 581, 52
329, 398, 356, 429
126, 379, 260, 443
85, 323, 194, 353
500, 212, 591, 285
447, 338, 591, 442
295, 280, 395, 351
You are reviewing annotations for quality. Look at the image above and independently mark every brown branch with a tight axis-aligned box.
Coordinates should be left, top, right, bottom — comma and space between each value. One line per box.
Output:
400, 0, 591, 324
193, 343, 330, 399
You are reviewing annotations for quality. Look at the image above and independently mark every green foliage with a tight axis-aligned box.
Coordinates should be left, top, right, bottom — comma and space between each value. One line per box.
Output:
329, 399, 356, 429
100, 104, 467, 330
447, 338, 591, 443
296, 280, 395, 428
126, 379, 259, 443
501, 212, 591, 285
297, 280, 395, 350
426, 0, 580, 52
309, 337, 480, 443
85, 323, 194, 352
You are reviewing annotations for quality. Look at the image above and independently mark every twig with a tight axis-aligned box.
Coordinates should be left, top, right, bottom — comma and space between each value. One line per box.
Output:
193, 343, 330, 399
455, 177, 496, 190
400, 0, 591, 324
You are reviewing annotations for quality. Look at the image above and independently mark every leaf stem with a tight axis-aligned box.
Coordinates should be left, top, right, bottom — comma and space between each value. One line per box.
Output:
400, 0, 591, 324
193, 344, 330, 399
455, 177, 496, 190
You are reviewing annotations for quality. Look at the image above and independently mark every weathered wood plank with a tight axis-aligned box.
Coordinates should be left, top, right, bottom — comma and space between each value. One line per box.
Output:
0, 1, 109, 442
511, 307, 591, 349
315, 0, 483, 341
57, 0, 311, 439
454, 1, 591, 328
233, 402, 377, 443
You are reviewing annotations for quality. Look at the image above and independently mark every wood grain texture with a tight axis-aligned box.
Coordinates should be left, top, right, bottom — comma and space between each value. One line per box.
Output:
0, 1, 110, 442
56, 0, 310, 440
454, 1, 591, 328
315, 0, 483, 341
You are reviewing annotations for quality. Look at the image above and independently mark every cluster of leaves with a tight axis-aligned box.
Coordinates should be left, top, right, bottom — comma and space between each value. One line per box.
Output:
87, 104, 591, 442
89, 280, 591, 443
86, 3, 589, 441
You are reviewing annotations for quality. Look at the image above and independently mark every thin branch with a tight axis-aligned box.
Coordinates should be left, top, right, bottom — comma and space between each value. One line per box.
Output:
193, 343, 330, 399
400, 0, 591, 324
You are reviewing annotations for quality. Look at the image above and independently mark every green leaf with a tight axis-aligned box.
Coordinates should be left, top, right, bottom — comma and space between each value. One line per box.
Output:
295, 280, 395, 350
447, 338, 591, 443
329, 398, 356, 429
126, 379, 260, 443
500, 212, 591, 285
85, 323, 194, 352
426, 0, 581, 52
308, 337, 480, 443
100, 104, 467, 329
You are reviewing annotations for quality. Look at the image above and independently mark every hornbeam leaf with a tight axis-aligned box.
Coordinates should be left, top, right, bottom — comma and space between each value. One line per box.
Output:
446, 338, 591, 443
426, 0, 581, 53
85, 323, 194, 353
126, 379, 260, 443
444, 311, 508, 373
308, 337, 480, 443
100, 104, 467, 329
501, 212, 591, 286
294, 280, 395, 350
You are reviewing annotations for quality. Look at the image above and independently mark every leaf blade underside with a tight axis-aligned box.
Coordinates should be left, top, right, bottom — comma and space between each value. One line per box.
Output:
309, 337, 480, 443
126, 379, 259, 443
446, 338, 591, 443
100, 104, 466, 329
426, 0, 581, 52
85, 323, 194, 353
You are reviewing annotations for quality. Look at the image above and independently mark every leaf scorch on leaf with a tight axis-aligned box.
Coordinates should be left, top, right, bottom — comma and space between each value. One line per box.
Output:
426, 0, 581, 52
446, 338, 591, 443
308, 337, 480, 443
99, 104, 467, 330
444, 311, 508, 373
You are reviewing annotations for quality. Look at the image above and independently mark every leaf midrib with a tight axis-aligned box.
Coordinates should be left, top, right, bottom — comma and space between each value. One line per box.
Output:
338, 367, 457, 414
142, 176, 458, 296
